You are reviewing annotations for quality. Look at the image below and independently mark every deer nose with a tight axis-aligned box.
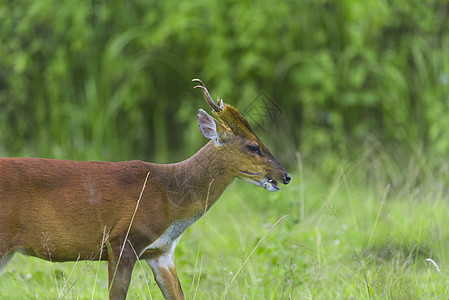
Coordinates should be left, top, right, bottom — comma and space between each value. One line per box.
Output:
283, 172, 291, 184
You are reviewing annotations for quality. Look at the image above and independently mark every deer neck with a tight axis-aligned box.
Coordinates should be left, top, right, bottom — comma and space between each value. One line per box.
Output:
158, 141, 234, 217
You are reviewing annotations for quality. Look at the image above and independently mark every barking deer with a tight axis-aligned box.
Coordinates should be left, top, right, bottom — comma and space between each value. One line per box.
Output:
0, 79, 291, 299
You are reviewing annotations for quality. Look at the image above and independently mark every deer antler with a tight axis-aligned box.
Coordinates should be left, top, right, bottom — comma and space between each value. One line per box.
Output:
192, 79, 224, 112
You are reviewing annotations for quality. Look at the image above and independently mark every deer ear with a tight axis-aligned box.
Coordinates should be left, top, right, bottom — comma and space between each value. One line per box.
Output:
197, 109, 223, 146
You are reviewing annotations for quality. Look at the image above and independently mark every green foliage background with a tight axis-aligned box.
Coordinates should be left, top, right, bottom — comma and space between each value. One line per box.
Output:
1, 0, 448, 163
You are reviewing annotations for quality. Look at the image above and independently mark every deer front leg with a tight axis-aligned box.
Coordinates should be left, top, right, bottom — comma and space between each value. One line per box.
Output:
147, 249, 184, 300
107, 241, 137, 300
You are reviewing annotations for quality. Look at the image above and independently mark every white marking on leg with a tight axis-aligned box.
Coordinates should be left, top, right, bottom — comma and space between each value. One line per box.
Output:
0, 252, 14, 276
140, 217, 199, 256
147, 236, 179, 269
146, 236, 181, 296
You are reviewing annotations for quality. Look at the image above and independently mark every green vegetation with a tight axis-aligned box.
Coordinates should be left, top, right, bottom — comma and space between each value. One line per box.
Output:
1, 0, 449, 299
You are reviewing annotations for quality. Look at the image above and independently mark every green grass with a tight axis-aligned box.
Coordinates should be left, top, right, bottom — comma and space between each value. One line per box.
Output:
1, 147, 449, 299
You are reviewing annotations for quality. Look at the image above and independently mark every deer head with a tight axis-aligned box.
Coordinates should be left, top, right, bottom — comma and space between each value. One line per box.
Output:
193, 79, 291, 191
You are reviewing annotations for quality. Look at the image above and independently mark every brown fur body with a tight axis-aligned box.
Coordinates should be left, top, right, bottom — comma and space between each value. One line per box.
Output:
0, 141, 232, 260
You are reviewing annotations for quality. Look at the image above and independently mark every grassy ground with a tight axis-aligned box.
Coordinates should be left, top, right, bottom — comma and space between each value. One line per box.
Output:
1, 146, 448, 299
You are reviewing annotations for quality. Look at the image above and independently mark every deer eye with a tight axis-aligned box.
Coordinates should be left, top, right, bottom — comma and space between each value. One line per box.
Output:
247, 144, 263, 156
